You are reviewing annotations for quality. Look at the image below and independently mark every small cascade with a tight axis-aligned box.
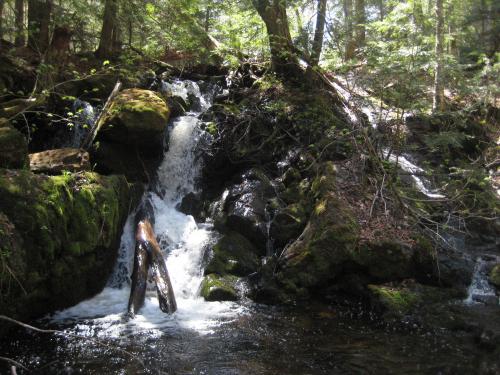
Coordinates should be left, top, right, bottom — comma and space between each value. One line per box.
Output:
68, 99, 96, 148
384, 151, 446, 199
465, 256, 500, 306
53, 79, 244, 335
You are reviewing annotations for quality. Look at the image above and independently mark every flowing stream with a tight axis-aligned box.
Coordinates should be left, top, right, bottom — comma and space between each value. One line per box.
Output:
2, 79, 498, 374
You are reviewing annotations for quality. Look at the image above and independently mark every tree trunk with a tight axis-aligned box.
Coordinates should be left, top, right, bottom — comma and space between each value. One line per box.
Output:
28, 0, 52, 53
354, 0, 365, 56
96, 0, 117, 58
0, 0, 5, 43
433, 0, 445, 112
377, 0, 384, 21
344, 0, 355, 60
15, 0, 25, 47
310, 0, 327, 66
252, 0, 301, 76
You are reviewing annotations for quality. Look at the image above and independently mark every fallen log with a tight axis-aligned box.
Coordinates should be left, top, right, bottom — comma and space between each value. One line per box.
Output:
127, 200, 177, 317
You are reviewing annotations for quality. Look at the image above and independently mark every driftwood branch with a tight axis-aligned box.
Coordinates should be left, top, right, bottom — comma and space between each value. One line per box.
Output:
127, 200, 177, 317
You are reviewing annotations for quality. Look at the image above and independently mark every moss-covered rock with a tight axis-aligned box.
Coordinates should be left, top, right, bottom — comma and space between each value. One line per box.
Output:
91, 89, 170, 182
368, 280, 465, 321
355, 240, 416, 281
0, 169, 136, 325
0, 125, 28, 169
200, 274, 238, 301
97, 88, 170, 153
270, 203, 308, 249
490, 264, 500, 289
205, 232, 260, 276
276, 194, 360, 296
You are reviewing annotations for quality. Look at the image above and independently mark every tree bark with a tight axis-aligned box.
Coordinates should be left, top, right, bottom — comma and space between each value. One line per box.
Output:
354, 0, 365, 55
28, 0, 52, 53
0, 0, 5, 43
377, 0, 384, 21
96, 0, 118, 58
344, 0, 355, 60
310, 0, 327, 66
252, 0, 301, 76
15, 0, 25, 47
433, 0, 445, 112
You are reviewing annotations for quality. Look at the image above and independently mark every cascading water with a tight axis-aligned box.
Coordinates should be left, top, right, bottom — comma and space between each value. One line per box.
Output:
53, 80, 244, 335
56, 99, 96, 148
465, 255, 500, 306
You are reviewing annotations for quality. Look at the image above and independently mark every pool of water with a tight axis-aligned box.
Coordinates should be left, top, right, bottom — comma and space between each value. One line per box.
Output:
2, 300, 498, 375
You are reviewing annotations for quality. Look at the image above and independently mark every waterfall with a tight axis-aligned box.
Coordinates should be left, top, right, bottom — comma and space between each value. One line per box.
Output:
53, 80, 243, 335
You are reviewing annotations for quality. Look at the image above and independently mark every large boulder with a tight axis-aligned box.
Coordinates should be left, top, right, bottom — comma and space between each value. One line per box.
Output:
275, 194, 360, 297
96, 88, 170, 153
0, 169, 137, 325
0, 124, 28, 169
91, 88, 170, 182
29, 148, 90, 174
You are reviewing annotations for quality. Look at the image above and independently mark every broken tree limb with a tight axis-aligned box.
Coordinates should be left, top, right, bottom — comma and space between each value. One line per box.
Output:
81, 80, 122, 150
127, 200, 177, 317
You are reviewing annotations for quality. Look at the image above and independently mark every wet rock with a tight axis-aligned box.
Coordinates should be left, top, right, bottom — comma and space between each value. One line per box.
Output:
0, 124, 29, 169
178, 192, 204, 221
200, 274, 238, 301
223, 169, 277, 251
166, 95, 188, 117
205, 232, 260, 277
91, 88, 170, 183
490, 264, 500, 289
29, 148, 90, 174
0, 169, 136, 324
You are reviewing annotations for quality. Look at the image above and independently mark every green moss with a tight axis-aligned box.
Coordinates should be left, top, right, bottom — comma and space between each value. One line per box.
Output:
0, 169, 132, 322
490, 264, 500, 289
0, 126, 28, 169
200, 274, 239, 301
368, 284, 420, 314
205, 232, 260, 276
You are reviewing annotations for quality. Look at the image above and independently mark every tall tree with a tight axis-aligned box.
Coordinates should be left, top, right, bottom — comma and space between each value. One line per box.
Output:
344, 0, 355, 60
15, 0, 25, 47
354, 0, 365, 54
433, 0, 445, 112
252, 0, 301, 76
0, 0, 5, 43
96, 0, 118, 58
28, 0, 52, 53
310, 0, 327, 66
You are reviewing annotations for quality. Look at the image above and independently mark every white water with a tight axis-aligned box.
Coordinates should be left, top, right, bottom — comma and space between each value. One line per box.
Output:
465, 256, 500, 306
53, 80, 244, 335
71, 99, 95, 148
384, 151, 446, 199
